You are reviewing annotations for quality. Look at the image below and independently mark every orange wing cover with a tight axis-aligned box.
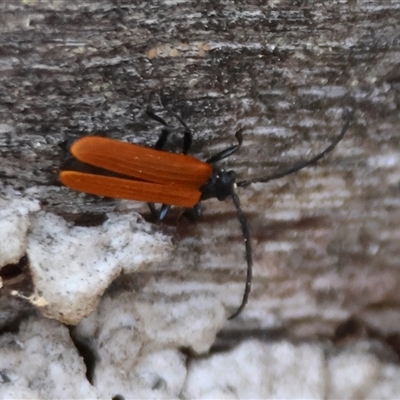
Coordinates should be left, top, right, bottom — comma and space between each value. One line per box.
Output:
59, 136, 213, 207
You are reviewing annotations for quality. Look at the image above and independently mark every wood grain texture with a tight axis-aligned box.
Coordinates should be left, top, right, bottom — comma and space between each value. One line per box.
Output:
0, 0, 399, 354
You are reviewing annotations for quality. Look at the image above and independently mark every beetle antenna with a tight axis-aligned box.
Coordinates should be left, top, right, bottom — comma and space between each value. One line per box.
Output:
228, 191, 253, 319
237, 109, 351, 188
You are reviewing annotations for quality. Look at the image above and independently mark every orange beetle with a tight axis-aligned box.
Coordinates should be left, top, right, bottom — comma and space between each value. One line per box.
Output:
60, 107, 350, 319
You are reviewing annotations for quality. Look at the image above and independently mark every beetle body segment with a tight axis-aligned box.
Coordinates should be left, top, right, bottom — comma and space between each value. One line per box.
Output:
59, 136, 214, 207
70, 136, 213, 187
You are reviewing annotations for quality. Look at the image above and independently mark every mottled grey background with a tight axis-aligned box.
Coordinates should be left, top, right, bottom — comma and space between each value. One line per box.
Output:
1, 0, 399, 356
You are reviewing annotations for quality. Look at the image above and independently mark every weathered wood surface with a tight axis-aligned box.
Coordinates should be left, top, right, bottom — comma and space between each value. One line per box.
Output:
1, 0, 399, 353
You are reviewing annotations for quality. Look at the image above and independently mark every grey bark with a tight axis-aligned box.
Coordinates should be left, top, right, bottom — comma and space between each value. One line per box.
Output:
0, 0, 399, 354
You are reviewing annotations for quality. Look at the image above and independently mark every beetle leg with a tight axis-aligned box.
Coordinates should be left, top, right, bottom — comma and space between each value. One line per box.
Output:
206, 128, 243, 164
146, 106, 193, 218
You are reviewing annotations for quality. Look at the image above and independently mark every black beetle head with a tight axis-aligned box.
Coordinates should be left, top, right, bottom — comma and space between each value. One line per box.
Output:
200, 169, 237, 201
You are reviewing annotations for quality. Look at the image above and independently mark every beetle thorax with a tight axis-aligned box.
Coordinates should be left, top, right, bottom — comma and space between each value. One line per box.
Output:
200, 168, 237, 201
